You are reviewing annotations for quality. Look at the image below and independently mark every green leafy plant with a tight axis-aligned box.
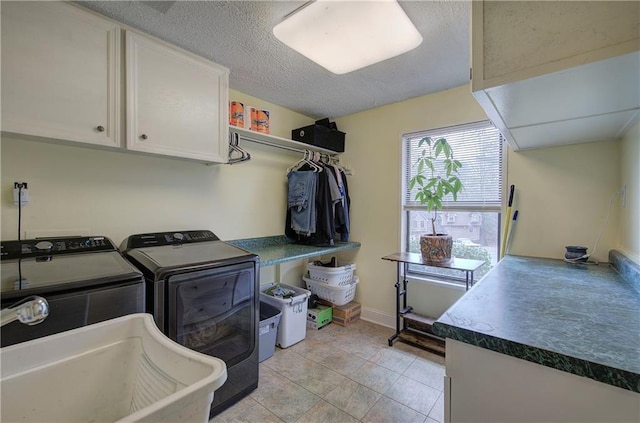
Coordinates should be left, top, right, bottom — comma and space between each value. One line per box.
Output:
409, 137, 463, 235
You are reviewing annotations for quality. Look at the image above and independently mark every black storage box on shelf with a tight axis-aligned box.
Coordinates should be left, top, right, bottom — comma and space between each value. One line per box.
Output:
292, 118, 345, 153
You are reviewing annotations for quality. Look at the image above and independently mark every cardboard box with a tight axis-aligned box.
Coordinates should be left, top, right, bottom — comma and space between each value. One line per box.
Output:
317, 300, 360, 327
307, 305, 332, 330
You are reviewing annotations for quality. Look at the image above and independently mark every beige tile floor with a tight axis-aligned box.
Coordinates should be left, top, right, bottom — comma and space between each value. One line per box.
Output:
211, 319, 445, 423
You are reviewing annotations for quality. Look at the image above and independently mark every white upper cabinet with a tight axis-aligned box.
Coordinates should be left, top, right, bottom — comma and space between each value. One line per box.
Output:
1, 2, 230, 164
1, 1, 120, 148
471, 1, 640, 151
125, 32, 229, 163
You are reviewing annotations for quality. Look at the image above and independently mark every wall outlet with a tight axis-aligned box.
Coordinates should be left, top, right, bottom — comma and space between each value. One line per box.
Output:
13, 182, 29, 205
621, 185, 626, 208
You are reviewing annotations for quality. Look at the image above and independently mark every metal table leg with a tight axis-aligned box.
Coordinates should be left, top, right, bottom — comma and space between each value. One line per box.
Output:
402, 262, 409, 332
388, 262, 402, 345
389, 262, 413, 346
465, 270, 476, 290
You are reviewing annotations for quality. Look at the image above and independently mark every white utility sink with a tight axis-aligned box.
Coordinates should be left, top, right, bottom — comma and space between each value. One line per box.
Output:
1, 313, 227, 423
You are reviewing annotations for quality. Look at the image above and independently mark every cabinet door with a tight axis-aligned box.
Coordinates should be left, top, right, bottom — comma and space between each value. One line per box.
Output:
470, 1, 640, 151
1, 2, 120, 148
126, 32, 229, 163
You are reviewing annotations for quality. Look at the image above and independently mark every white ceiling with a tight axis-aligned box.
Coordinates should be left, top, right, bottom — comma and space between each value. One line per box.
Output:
77, 0, 470, 120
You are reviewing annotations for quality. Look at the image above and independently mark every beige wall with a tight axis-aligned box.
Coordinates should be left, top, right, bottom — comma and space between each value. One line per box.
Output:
507, 140, 622, 263
619, 120, 640, 261
1, 84, 634, 325
0, 89, 313, 246
337, 84, 626, 323
336, 85, 489, 322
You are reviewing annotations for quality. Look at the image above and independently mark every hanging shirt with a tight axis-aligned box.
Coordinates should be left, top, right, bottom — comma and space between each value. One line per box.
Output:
326, 166, 343, 209
331, 167, 350, 242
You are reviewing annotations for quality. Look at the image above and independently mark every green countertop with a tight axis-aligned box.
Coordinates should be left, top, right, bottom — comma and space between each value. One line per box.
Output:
433, 254, 640, 393
227, 235, 360, 267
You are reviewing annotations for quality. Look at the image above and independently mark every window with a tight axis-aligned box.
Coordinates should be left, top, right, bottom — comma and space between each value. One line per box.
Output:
402, 120, 504, 283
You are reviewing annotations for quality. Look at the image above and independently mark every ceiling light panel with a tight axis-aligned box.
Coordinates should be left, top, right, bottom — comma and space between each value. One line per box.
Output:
273, 0, 423, 75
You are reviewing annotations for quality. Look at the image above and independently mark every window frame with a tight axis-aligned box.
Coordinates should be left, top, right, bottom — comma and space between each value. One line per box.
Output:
400, 120, 508, 288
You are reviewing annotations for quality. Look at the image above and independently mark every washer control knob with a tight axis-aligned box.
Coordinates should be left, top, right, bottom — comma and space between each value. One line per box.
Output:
34, 241, 54, 251
173, 233, 184, 241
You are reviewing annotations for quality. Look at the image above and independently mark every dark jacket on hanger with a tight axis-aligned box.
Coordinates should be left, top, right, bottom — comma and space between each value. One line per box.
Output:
332, 167, 350, 242
285, 162, 335, 246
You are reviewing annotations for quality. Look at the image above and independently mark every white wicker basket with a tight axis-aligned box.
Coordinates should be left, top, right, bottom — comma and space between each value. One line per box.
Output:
306, 262, 356, 286
303, 276, 359, 306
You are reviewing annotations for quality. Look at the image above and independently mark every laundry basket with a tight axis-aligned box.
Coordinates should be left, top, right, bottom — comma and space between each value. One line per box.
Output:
1, 314, 227, 423
306, 262, 356, 286
303, 276, 359, 306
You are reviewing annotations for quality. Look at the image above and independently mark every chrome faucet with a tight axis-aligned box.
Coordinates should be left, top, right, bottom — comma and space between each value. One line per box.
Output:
1, 296, 49, 327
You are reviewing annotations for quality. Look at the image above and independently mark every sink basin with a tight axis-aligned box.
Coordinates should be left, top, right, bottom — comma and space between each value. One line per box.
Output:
1, 313, 227, 423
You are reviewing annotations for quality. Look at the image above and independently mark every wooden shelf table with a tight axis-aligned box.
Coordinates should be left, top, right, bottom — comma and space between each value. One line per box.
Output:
381, 252, 484, 349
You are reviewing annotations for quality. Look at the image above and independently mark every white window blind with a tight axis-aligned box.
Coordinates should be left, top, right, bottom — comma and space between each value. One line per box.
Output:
403, 121, 503, 210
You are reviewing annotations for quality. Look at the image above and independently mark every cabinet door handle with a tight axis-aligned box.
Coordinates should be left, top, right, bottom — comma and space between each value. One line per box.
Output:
140, 134, 148, 140
96, 125, 105, 132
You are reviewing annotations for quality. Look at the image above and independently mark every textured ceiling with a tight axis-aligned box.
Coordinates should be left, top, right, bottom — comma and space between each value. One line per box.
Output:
77, 0, 470, 120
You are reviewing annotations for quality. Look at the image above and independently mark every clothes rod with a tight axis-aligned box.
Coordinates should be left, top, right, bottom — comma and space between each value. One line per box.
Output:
236, 133, 336, 159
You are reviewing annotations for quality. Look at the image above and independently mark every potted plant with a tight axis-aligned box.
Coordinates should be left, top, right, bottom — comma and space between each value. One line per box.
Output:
409, 136, 463, 263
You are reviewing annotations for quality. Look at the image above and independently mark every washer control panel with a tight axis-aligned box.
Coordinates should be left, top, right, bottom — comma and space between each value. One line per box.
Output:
122, 230, 219, 249
1, 236, 115, 260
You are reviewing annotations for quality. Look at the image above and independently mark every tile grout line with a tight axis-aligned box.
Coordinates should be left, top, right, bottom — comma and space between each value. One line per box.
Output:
264, 349, 387, 421
217, 321, 444, 423
270, 343, 444, 422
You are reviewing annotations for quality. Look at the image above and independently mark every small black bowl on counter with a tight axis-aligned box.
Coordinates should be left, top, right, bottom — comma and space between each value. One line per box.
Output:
564, 246, 589, 262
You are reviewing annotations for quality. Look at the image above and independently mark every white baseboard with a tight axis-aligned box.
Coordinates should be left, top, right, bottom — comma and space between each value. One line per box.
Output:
360, 306, 395, 329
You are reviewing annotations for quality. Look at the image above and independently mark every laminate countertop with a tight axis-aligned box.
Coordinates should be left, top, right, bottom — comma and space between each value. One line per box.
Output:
227, 235, 360, 267
432, 253, 640, 393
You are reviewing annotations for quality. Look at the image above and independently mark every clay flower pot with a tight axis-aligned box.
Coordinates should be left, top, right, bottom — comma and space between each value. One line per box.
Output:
420, 234, 453, 263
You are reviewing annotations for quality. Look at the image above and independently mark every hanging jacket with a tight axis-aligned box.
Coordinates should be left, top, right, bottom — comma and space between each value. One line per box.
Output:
285, 163, 335, 246
333, 167, 351, 242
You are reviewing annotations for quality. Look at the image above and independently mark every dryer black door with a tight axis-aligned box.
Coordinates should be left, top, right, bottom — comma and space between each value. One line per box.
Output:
167, 262, 257, 366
